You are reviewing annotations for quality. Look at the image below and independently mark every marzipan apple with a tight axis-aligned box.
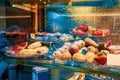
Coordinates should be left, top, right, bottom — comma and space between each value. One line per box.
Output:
77, 24, 88, 32
92, 30, 103, 37
94, 55, 107, 65
76, 30, 86, 36
69, 44, 79, 54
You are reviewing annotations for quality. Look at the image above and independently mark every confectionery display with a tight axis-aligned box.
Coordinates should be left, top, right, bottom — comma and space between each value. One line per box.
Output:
5, 41, 49, 58
3, 29, 118, 80
30, 32, 74, 43
71, 24, 111, 37
88, 28, 111, 37
52, 37, 113, 66
4, 23, 120, 78
8, 42, 28, 54
6, 29, 118, 68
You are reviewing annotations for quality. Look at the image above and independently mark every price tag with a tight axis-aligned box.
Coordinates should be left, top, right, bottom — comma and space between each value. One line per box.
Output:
107, 54, 120, 67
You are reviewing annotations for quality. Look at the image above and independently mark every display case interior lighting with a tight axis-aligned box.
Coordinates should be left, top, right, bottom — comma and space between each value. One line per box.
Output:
66, 6, 120, 17
71, 0, 118, 7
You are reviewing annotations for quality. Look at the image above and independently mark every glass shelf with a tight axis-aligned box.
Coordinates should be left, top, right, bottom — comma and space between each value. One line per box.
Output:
3, 56, 120, 77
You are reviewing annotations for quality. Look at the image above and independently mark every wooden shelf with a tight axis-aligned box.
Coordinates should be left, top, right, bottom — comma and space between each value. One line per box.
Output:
0, 15, 31, 19
12, 4, 36, 13
12, 4, 39, 32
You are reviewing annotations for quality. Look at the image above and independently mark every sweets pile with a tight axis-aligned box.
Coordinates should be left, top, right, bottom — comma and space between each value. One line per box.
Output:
7, 41, 49, 57
72, 24, 88, 36
53, 37, 112, 65
30, 32, 74, 43
88, 28, 111, 37
71, 24, 111, 37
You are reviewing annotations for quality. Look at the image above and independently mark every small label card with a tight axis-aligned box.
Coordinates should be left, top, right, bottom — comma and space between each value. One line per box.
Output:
107, 54, 120, 67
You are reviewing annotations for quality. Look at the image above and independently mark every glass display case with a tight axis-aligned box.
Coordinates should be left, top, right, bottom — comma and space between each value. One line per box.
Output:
1, 0, 120, 80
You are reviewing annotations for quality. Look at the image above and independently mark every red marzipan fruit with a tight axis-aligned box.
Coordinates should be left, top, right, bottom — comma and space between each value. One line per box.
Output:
77, 24, 88, 32
19, 42, 28, 47
19, 42, 28, 50
9, 42, 28, 53
94, 55, 107, 65
92, 30, 103, 37
9, 45, 20, 53
76, 30, 86, 36
69, 45, 79, 54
